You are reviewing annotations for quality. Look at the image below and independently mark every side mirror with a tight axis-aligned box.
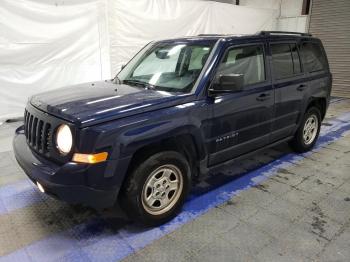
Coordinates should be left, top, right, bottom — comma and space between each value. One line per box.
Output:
209, 74, 244, 95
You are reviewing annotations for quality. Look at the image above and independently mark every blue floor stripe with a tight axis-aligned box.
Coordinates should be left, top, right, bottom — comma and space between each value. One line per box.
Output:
0, 179, 49, 214
1, 111, 350, 262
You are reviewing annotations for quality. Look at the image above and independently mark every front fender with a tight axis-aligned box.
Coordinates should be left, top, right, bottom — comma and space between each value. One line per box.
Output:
116, 102, 208, 160
85, 100, 210, 183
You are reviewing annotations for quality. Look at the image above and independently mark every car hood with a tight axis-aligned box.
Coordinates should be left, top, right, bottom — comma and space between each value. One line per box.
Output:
30, 81, 191, 127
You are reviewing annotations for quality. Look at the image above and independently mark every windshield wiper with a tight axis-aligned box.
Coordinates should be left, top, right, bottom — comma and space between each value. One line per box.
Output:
123, 79, 156, 90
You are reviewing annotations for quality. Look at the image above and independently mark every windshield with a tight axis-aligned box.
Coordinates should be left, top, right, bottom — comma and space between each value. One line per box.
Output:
116, 42, 213, 93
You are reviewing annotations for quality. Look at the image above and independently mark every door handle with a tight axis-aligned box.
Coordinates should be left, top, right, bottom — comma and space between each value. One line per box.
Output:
256, 93, 270, 101
297, 84, 307, 91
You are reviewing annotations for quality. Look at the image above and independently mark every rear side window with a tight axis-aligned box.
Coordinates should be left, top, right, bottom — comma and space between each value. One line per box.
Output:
217, 45, 265, 86
271, 43, 301, 79
300, 42, 327, 73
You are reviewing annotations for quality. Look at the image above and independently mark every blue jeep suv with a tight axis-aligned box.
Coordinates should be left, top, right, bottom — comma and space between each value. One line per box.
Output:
13, 31, 332, 225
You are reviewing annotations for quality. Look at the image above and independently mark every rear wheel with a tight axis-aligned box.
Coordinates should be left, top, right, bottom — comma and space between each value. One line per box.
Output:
290, 107, 321, 153
120, 151, 190, 226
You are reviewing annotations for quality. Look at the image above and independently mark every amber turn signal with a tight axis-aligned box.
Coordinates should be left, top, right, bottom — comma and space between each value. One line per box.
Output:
72, 152, 108, 164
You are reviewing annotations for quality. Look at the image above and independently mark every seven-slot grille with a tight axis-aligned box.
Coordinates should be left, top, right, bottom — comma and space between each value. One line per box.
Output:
24, 109, 52, 154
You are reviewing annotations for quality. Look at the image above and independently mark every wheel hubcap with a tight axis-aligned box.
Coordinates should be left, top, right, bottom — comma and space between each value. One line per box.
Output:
141, 164, 183, 215
303, 114, 318, 145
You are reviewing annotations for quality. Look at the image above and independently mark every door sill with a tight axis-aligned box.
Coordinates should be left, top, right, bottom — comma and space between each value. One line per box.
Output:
200, 136, 293, 175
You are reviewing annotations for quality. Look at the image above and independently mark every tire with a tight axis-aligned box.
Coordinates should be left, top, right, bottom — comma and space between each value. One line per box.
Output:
289, 106, 321, 153
120, 151, 191, 226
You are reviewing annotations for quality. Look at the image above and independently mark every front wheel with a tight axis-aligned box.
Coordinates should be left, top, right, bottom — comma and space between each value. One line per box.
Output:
289, 107, 321, 153
120, 151, 191, 226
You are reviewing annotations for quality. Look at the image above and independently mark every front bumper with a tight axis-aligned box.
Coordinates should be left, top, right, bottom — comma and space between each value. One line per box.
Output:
13, 126, 119, 209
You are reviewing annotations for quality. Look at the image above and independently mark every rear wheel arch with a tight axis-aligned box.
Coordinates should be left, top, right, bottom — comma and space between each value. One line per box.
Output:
305, 97, 327, 120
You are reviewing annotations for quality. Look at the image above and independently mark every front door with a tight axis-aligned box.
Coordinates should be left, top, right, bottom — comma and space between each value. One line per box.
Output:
207, 43, 274, 166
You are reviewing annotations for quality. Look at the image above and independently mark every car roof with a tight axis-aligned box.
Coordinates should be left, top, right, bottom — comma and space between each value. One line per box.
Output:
157, 31, 318, 44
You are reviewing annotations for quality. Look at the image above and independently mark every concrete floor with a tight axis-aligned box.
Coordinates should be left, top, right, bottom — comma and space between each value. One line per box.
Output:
0, 98, 349, 262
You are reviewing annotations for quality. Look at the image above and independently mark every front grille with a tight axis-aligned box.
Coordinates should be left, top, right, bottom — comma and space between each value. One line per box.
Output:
24, 109, 52, 154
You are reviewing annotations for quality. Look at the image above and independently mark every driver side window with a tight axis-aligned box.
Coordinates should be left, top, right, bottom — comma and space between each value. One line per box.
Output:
217, 45, 265, 87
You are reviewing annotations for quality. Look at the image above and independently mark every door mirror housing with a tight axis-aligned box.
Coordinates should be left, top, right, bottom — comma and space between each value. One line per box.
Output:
209, 73, 244, 95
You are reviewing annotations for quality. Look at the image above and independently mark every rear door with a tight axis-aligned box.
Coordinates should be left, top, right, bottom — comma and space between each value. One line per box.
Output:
269, 41, 307, 142
207, 42, 274, 166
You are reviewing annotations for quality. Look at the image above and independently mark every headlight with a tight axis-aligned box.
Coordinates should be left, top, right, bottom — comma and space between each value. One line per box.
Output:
56, 124, 73, 154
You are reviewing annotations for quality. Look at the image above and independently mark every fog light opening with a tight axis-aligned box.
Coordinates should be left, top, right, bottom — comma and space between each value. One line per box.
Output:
36, 182, 45, 193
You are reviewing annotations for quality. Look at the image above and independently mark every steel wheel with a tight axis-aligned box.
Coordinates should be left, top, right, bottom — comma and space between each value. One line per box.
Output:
303, 114, 318, 145
141, 164, 183, 216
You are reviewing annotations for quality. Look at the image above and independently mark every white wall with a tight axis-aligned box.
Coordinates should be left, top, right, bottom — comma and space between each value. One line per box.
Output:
241, 0, 308, 32
278, 0, 308, 32
240, 0, 279, 9
277, 16, 308, 32
280, 0, 303, 16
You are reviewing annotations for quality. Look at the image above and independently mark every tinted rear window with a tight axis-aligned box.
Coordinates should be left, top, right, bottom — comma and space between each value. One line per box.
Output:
271, 43, 301, 79
300, 42, 327, 73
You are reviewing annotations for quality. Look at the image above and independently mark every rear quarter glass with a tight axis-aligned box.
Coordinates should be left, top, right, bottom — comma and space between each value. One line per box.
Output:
300, 41, 329, 73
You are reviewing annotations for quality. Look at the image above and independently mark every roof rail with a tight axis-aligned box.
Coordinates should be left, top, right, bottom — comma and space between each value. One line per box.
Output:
197, 34, 224, 36
259, 31, 312, 36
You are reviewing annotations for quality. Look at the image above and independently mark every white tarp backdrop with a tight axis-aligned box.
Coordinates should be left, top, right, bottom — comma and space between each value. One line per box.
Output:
0, 0, 111, 120
0, 0, 278, 120
108, 0, 279, 73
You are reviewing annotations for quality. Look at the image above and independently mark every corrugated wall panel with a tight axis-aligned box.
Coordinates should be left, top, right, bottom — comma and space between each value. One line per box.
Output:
309, 0, 350, 97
